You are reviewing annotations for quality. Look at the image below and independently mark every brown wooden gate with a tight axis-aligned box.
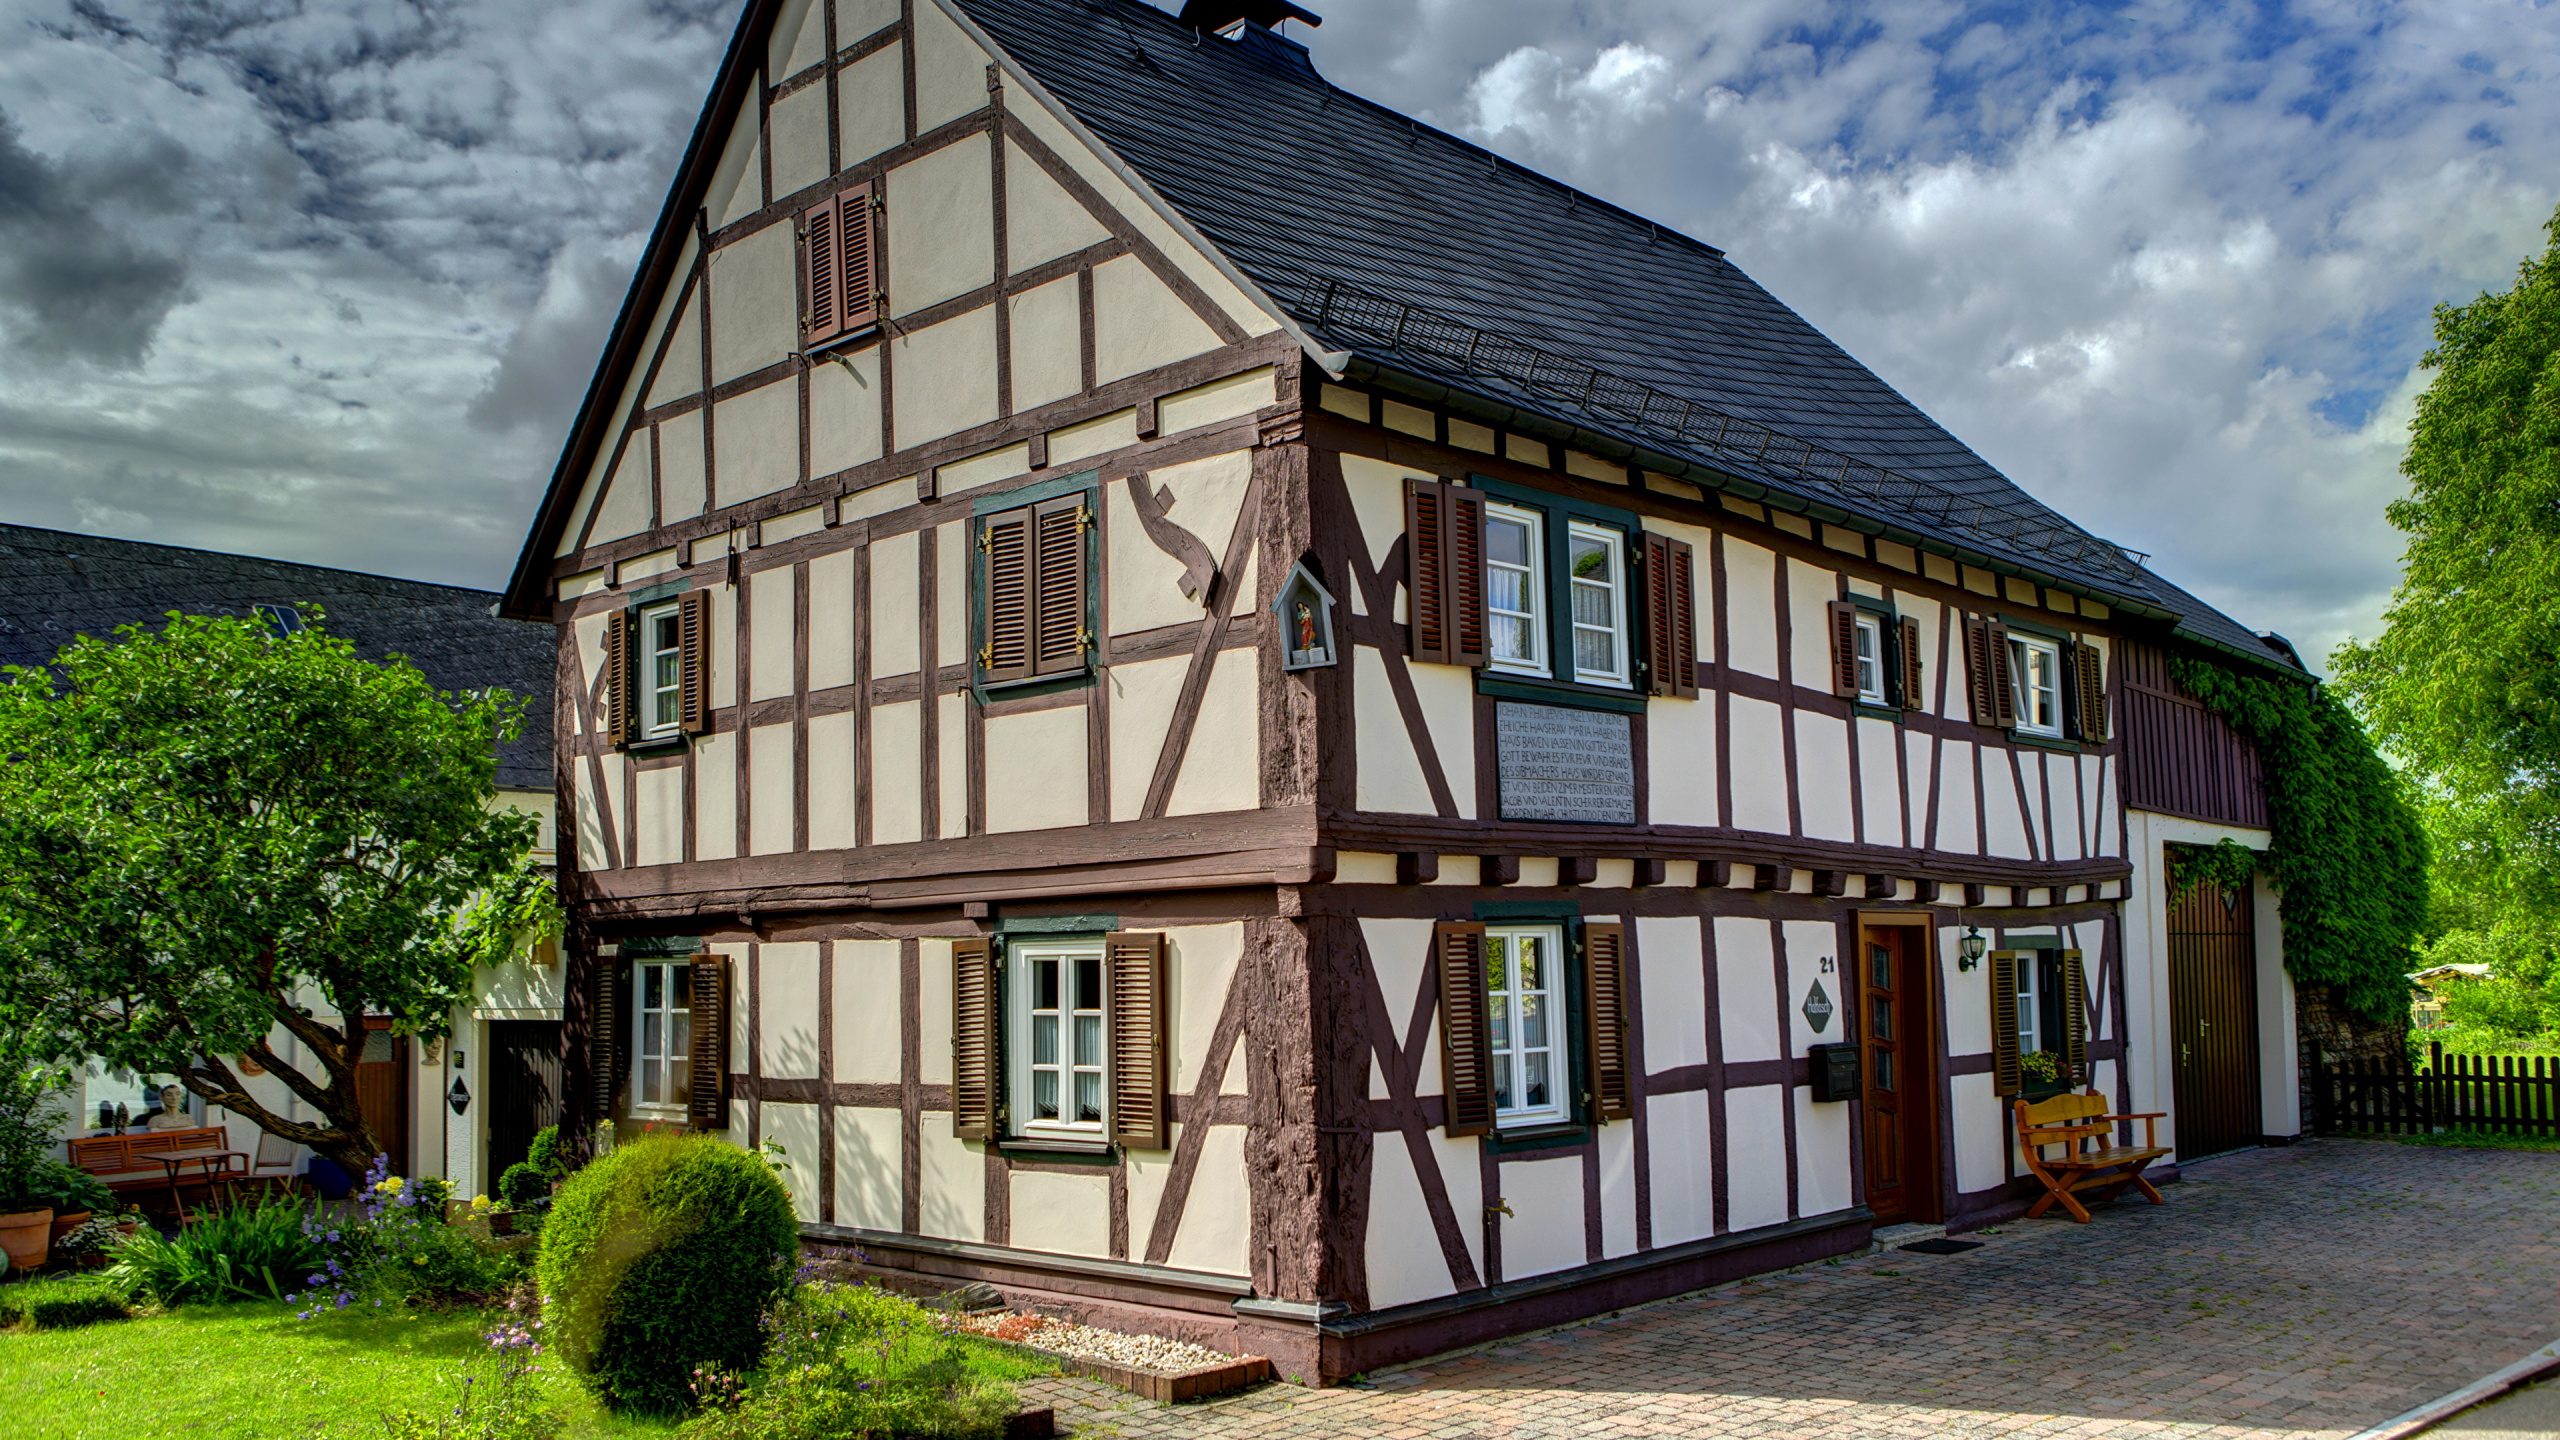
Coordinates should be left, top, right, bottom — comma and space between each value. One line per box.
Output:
487, 1021, 565, 1183
355, 1018, 410, 1176
2168, 875, 2261, 1159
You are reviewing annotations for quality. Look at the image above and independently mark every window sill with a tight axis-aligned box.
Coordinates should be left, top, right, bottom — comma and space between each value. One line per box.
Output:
800, 325, 879, 359
996, 1135, 1116, 1162
975, 669, 1094, 704
1852, 702, 1904, 723
623, 734, 688, 757
2007, 729, 2084, 754
1476, 674, 1648, 716
1486, 1121, 1588, 1155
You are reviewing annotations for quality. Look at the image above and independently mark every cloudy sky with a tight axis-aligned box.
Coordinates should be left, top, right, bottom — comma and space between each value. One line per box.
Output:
0, 0, 2554, 670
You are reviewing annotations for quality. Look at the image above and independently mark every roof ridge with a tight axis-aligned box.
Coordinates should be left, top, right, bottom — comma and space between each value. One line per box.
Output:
0, 522, 502, 602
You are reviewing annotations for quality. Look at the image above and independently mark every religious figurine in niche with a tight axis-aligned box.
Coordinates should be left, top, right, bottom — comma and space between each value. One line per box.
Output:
1294, 600, 1318, 654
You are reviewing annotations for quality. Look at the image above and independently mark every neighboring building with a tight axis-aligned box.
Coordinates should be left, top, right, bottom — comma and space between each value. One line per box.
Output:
501, 0, 2311, 1382
2408, 964, 2490, 1032
0, 522, 561, 1197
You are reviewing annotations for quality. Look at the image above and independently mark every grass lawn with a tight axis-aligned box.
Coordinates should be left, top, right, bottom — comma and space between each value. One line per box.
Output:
2392, 1129, 2560, 1153
0, 1276, 664, 1440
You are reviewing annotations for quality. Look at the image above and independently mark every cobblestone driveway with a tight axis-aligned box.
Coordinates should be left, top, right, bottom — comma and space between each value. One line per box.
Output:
1025, 1139, 2560, 1439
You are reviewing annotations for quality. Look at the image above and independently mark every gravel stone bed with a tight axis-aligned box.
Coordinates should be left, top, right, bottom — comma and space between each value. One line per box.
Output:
952, 1313, 1245, 1375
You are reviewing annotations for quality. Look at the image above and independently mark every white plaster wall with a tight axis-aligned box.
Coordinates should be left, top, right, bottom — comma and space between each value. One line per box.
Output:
1637, 917, 1707, 1071
1722, 1085, 1788, 1231
1166, 648, 1258, 816
837, 43, 905, 169
588, 439, 653, 544
1340, 455, 1411, 606
749, 722, 795, 855
764, 1101, 824, 1223
1108, 449, 1252, 636
1785, 559, 1839, 685
1646, 1087, 1714, 1246
917, 1130, 983, 1242
1726, 696, 1788, 836
870, 531, 921, 678
911, 0, 989, 135
890, 305, 999, 446
694, 730, 737, 862
577, 752, 620, 871
1498, 1154, 1586, 1280
1008, 277, 1083, 412
1158, 367, 1274, 435
919, 939, 955, 1086
1163, 1126, 1251, 1275
710, 222, 795, 385
1794, 1087, 1854, 1217
750, 565, 796, 701
761, 943, 823, 1082
1009, 1169, 1110, 1259
1366, 1131, 1476, 1308
1106, 654, 1184, 822
660, 409, 707, 524
887, 133, 995, 317
1597, 1120, 1639, 1259
1781, 920, 1841, 1056
1648, 694, 1717, 828
718, 378, 803, 507
810, 348, 885, 478
633, 764, 684, 867
1936, 738, 1978, 854
835, 1106, 902, 1231
1092, 253, 1220, 384
1982, 757, 2032, 859
1795, 711, 1855, 843
1362, 918, 1438, 1096
1353, 646, 1433, 816
810, 549, 854, 690
870, 699, 923, 845
937, 696, 967, 839
709, 580, 740, 710
1164, 924, 1244, 1092
1857, 716, 1905, 846
983, 706, 1087, 832
833, 939, 901, 1085
770, 0, 824, 75
1716, 918, 1781, 1064
769, 83, 829, 200
1005, 139, 1109, 273
1722, 539, 1778, 679
1950, 1071, 2006, 1194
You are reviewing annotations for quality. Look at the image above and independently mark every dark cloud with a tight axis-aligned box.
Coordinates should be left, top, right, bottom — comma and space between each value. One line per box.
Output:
0, 108, 191, 368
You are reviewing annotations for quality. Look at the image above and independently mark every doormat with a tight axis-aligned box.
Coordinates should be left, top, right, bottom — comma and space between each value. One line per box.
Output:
1897, 1238, 1985, 1255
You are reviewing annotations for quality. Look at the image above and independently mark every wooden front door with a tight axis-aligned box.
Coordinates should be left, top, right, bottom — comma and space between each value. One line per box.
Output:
486, 1021, 565, 1183
2169, 877, 2262, 1159
355, 1020, 410, 1177
1860, 926, 1941, 1225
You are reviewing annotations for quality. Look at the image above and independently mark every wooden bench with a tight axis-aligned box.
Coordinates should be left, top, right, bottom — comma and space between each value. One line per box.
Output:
67, 1128, 236, 1217
2014, 1091, 2169, 1223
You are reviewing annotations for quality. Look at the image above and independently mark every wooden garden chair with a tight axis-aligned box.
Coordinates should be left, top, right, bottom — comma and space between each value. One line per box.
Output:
2013, 1090, 2170, 1223
223, 1131, 303, 1206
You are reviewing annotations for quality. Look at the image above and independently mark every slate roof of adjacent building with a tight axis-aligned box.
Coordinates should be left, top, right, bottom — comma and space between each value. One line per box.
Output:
0, 524, 555, 788
513, 0, 2301, 676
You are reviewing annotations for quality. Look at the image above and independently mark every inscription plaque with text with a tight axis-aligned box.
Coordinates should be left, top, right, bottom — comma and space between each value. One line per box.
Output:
1496, 702, 1636, 824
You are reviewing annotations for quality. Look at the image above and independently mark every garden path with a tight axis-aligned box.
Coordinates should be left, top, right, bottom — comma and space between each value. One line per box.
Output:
1023, 1139, 2560, 1439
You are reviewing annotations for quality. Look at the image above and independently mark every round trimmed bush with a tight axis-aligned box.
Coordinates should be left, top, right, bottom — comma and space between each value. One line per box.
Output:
537, 1134, 798, 1413
496, 1162, 549, 1209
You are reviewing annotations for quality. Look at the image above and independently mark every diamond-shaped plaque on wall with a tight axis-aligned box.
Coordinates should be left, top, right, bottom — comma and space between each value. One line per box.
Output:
1801, 980, 1835, 1034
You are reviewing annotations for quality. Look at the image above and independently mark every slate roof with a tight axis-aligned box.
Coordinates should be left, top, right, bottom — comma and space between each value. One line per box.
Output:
0, 524, 555, 788
950, 0, 2301, 673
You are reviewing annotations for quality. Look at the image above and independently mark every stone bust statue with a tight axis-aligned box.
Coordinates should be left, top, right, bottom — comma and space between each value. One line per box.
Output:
144, 1084, 192, 1130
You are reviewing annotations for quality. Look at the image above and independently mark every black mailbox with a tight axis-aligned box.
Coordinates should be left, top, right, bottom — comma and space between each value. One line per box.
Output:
1808, 1042, 1860, 1102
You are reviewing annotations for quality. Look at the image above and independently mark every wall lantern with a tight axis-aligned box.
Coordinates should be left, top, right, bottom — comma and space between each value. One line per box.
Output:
1271, 561, 1339, 672
1957, 924, 1988, 971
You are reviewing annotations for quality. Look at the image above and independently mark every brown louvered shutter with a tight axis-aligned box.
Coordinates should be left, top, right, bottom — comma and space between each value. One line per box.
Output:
1405, 478, 1450, 664
1433, 922, 1494, 1137
602, 613, 630, 747
1104, 931, 1169, 1150
1581, 923, 1633, 1121
1444, 487, 1488, 667
677, 590, 711, 734
2060, 948, 2088, 1084
951, 937, 997, 1139
1828, 600, 1861, 698
2071, 642, 2108, 743
1986, 621, 2017, 727
688, 956, 731, 1130
1030, 494, 1089, 676
838, 182, 877, 333
1990, 950, 2021, 1097
1899, 615, 1924, 712
1641, 533, 1698, 699
590, 955, 628, 1119
801, 195, 841, 346
978, 508, 1032, 684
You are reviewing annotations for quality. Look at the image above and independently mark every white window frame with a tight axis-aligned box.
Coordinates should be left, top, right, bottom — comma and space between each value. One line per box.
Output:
2009, 633, 2064, 737
1484, 502, 1548, 678
638, 600, 684, 739
1853, 612, 1886, 706
2015, 955, 2044, 1058
1487, 924, 1570, 1128
1008, 938, 1107, 1140
632, 960, 693, 1113
1565, 521, 1631, 688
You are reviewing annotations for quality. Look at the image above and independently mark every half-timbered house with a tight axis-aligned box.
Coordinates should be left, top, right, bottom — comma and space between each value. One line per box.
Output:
502, 0, 2309, 1382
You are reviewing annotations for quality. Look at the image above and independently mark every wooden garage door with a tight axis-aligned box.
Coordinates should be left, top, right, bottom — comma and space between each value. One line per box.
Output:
2168, 878, 2262, 1159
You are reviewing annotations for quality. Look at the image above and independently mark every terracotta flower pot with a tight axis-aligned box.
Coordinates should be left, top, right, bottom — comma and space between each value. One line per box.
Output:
0, 1209, 55, 1272
48, 1210, 92, 1247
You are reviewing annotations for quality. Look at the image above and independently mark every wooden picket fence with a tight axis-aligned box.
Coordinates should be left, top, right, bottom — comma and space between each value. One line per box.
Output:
2314, 1043, 2560, 1138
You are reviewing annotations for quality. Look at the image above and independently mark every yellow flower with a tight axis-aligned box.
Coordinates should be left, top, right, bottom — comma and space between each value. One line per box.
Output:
375, 1176, 405, 1193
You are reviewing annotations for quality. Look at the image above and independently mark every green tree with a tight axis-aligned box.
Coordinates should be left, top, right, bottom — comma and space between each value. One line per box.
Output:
0, 613, 535, 1181
2333, 203, 2560, 930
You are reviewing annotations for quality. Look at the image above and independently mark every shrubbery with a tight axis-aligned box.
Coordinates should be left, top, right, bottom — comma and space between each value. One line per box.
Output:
293, 1156, 525, 1315
106, 1196, 324, 1305
684, 1282, 1024, 1440
537, 1134, 797, 1413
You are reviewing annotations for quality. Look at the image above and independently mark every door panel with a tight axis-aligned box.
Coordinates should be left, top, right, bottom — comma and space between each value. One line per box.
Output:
355, 1022, 410, 1177
2168, 878, 2262, 1159
1860, 926, 1940, 1224
487, 1021, 565, 1184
